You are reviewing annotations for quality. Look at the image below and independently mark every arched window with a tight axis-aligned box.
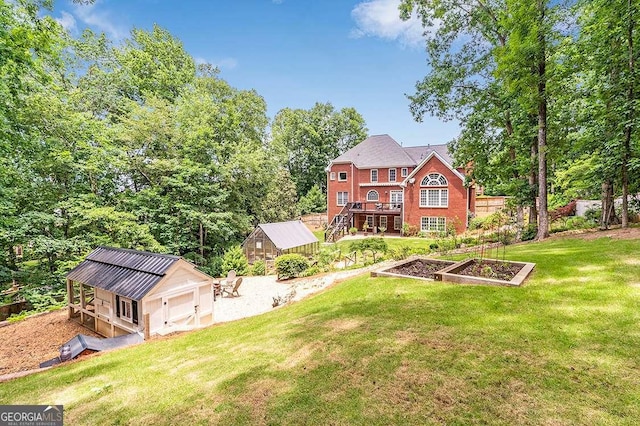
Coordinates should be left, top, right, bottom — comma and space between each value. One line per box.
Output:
419, 173, 448, 207
420, 173, 448, 186
366, 190, 379, 201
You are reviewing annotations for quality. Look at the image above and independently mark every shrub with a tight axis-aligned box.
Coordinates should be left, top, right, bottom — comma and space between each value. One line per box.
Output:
221, 246, 249, 276
250, 260, 266, 276
522, 224, 537, 241
317, 247, 340, 267
388, 245, 412, 260
275, 254, 309, 280
349, 227, 358, 235
300, 265, 321, 277
402, 223, 419, 237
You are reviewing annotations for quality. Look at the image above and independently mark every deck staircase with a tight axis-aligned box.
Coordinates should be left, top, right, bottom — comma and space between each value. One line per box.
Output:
324, 203, 353, 243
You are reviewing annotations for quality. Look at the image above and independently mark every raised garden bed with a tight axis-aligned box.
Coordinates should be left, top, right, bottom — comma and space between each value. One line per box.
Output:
373, 256, 535, 287
372, 258, 456, 281
435, 258, 535, 287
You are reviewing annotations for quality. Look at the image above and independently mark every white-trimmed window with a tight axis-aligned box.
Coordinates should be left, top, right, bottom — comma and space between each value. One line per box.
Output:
120, 297, 132, 322
394, 216, 402, 230
419, 172, 448, 207
366, 190, 379, 201
371, 169, 378, 182
337, 191, 348, 206
389, 168, 396, 182
401, 167, 408, 177
330, 172, 336, 181
338, 172, 348, 181
366, 215, 374, 228
421, 173, 448, 186
379, 216, 387, 229
421, 217, 446, 232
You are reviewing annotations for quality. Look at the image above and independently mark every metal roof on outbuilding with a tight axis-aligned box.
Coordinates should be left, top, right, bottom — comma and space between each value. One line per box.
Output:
66, 247, 180, 300
257, 220, 319, 251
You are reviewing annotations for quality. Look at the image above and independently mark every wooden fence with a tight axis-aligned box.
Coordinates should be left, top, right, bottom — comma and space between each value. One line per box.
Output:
475, 196, 509, 217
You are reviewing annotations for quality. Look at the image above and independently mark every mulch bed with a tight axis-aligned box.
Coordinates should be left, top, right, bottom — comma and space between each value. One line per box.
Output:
0, 309, 100, 376
386, 259, 454, 280
456, 259, 523, 281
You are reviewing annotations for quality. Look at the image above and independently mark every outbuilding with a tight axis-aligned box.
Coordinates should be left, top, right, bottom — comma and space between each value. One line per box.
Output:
66, 246, 214, 338
242, 220, 319, 264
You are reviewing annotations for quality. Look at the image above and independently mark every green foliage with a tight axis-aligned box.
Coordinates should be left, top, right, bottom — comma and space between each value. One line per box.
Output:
387, 245, 412, 260
275, 254, 309, 280
316, 247, 341, 267
257, 168, 299, 224
221, 246, 249, 276
349, 238, 388, 262
250, 260, 266, 276
521, 224, 538, 241
297, 185, 327, 215
271, 102, 368, 196
349, 227, 358, 235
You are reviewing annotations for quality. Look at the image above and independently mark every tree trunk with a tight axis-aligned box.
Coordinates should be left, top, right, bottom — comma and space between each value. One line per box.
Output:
199, 221, 204, 258
600, 179, 614, 230
529, 141, 538, 226
622, 0, 635, 228
536, 0, 549, 240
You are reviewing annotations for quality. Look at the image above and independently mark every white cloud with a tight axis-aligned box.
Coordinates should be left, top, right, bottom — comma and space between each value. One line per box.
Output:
71, 1, 128, 41
55, 11, 77, 33
195, 57, 239, 71
350, 0, 425, 48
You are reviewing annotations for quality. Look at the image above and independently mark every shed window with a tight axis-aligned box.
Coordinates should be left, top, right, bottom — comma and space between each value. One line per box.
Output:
119, 297, 133, 323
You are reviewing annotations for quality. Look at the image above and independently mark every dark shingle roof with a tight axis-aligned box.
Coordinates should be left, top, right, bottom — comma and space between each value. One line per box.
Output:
330, 134, 454, 168
67, 247, 180, 300
258, 220, 319, 250
403, 144, 454, 166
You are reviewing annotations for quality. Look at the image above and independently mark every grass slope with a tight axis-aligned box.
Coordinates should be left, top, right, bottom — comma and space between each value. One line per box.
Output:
2, 236, 640, 425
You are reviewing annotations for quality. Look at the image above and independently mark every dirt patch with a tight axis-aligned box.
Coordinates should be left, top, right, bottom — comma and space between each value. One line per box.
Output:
0, 309, 100, 375
324, 318, 364, 332
240, 378, 290, 425
456, 259, 523, 281
386, 259, 454, 280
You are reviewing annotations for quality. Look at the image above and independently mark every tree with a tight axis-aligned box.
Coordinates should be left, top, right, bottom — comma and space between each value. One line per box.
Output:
257, 169, 299, 224
298, 185, 327, 215
400, 0, 572, 239
270, 102, 367, 196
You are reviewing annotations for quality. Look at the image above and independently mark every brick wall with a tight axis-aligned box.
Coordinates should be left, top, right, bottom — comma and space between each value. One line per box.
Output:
403, 157, 469, 234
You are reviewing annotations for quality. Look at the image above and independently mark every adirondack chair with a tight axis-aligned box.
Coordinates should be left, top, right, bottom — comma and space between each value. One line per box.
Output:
222, 277, 243, 298
221, 270, 236, 286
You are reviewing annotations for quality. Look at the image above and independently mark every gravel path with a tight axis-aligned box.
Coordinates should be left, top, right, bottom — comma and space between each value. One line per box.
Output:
214, 264, 392, 323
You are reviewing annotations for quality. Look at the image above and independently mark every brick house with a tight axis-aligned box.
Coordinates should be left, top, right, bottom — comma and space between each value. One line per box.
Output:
325, 134, 475, 241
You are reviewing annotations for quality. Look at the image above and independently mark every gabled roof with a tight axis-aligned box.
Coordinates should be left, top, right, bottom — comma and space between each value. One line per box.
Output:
256, 220, 318, 251
402, 150, 466, 185
403, 144, 454, 167
329, 134, 455, 169
67, 246, 180, 300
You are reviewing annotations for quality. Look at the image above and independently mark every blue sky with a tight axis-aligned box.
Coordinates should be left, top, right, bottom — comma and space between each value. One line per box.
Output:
53, 0, 461, 147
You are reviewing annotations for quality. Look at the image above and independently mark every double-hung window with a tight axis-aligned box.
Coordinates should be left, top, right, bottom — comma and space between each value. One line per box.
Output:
421, 217, 446, 232
370, 169, 378, 183
389, 169, 396, 182
337, 191, 349, 206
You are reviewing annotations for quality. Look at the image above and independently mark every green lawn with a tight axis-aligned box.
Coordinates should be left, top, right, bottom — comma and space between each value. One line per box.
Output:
2, 235, 640, 425
331, 235, 437, 253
